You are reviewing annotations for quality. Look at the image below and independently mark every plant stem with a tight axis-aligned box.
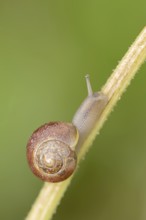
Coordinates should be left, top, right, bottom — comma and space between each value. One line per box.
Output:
26, 26, 146, 220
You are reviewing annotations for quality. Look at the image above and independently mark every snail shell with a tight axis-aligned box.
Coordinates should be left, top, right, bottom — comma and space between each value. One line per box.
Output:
27, 122, 78, 183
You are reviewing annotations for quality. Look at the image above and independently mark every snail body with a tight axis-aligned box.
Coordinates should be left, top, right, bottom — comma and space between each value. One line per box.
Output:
26, 75, 108, 183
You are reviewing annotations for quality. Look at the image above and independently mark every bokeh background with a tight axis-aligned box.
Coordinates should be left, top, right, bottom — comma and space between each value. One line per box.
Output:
1, 1, 146, 220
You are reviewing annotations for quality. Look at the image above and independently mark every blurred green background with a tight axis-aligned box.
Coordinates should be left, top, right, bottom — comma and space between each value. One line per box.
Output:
1, 1, 146, 220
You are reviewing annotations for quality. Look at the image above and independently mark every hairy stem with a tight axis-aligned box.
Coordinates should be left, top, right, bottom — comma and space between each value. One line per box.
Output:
26, 27, 146, 220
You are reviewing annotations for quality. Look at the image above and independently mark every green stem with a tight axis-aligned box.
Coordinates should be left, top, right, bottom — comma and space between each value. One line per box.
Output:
26, 27, 146, 220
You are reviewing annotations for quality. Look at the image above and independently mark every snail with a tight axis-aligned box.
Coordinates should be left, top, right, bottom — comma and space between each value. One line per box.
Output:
26, 75, 108, 183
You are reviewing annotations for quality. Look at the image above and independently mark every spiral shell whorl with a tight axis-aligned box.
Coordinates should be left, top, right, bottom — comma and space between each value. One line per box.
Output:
27, 122, 78, 182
